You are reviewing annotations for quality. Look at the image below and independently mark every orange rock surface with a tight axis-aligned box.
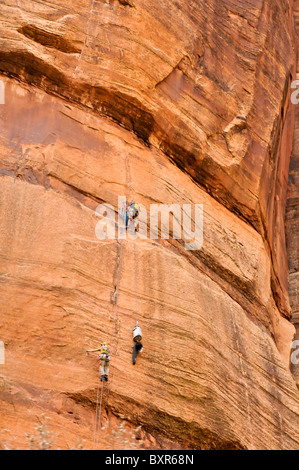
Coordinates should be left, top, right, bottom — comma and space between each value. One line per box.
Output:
0, 0, 298, 450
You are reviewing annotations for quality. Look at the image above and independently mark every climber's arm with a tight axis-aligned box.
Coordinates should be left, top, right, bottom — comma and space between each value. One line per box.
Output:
86, 348, 101, 354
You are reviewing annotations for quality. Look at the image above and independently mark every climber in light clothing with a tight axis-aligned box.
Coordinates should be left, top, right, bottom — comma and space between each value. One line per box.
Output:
132, 324, 143, 365
86, 342, 110, 381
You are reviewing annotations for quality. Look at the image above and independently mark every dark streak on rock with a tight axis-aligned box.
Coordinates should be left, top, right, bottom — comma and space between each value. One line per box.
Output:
18, 25, 81, 54
0, 50, 154, 145
117, 0, 135, 7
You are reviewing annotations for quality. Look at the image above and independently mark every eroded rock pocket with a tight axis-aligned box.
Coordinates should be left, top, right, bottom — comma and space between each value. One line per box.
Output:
18, 25, 81, 54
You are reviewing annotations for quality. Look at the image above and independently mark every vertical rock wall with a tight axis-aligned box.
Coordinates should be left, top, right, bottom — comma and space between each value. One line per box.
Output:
0, 0, 298, 450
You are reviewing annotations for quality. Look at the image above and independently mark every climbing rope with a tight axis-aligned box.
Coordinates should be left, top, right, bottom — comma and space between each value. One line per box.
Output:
110, 238, 124, 350
93, 234, 124, 449
72, 0, 96, 79
93, 365, 104, 450
133, 229, 138, 326
92, 205, 140, 449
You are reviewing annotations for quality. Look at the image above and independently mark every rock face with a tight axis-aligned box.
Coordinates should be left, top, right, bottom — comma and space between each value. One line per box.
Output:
0, 0, 298, 450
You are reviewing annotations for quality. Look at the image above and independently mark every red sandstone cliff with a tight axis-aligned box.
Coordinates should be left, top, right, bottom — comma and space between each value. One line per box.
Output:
0, 0, 298, 450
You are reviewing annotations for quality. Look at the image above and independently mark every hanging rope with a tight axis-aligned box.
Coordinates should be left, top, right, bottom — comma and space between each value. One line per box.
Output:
72, 0, 96, 79
92, 206, 140, 449
93, 365, 104, 449
133, 229, 138, 326
110, 238, 124, 349
93, 235, 124, 450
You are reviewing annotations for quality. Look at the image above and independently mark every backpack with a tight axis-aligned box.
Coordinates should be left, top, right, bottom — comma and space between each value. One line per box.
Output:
99, 345, 109, 355
131, 203, 139, 218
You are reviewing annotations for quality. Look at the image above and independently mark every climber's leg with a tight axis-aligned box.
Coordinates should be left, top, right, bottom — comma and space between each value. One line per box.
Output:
100, 359, 106, 380
104, 360, 110, 380
132, 344, 138, 365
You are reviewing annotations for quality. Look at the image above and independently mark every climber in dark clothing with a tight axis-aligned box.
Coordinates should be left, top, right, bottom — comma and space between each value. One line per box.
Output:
132, 340, 143, 365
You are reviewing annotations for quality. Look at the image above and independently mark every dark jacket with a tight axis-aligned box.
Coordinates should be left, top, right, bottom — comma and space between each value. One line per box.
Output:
133, 341, 143, 365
